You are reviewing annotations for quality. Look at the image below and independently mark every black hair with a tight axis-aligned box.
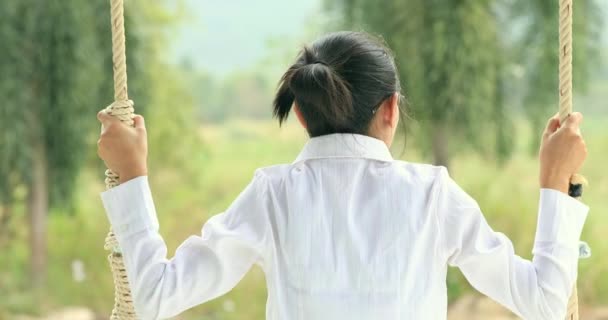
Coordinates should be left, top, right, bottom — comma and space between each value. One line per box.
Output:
273, 31, 403, 137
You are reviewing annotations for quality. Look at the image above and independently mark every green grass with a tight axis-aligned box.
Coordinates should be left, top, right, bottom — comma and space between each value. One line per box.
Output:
1, 117, 607, 318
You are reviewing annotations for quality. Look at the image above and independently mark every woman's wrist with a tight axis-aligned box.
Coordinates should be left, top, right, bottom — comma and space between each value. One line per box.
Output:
540, 176, 570, 194
118, 168, 148, 184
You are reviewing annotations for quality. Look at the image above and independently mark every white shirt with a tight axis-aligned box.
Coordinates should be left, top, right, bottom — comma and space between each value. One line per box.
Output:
101, 133, 589, 320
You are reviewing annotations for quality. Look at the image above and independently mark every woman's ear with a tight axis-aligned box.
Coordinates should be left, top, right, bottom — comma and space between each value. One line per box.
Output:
381, 93, 399, 129
294, 103, 307, 129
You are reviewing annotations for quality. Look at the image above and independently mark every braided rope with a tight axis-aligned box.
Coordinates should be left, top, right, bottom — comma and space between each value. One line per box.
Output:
558, 0, 574, 123
559, 1, 586, 319
104, 0, 137, 318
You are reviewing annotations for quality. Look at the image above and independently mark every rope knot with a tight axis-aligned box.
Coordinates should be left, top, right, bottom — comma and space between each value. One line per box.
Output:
105, 99, 135, 126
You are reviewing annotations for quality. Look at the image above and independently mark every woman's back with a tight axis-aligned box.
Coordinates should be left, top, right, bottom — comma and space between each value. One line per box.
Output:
261, 134, 448, 319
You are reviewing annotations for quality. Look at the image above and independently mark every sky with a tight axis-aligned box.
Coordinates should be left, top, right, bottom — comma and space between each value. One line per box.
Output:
170, 0, 323, 76
171, 1, 608, 77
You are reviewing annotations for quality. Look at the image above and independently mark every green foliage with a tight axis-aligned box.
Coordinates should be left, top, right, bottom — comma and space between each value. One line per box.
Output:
326, 0, 601, 165
0, 0, 198, 208
326, 0, 512, 166
0, 0, 146, 210
506, 0, 602, 151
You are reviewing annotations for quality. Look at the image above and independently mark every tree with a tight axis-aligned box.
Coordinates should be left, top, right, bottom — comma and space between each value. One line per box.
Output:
0, 0, 145, 286
327, 0, 509, 169
326, 0, 600, 168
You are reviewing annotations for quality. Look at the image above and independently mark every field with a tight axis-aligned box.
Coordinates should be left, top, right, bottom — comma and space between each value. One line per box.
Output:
1, 117, 607, 319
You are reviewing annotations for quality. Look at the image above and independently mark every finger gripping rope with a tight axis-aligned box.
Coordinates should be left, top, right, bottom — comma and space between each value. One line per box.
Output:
104, 0, 138, 319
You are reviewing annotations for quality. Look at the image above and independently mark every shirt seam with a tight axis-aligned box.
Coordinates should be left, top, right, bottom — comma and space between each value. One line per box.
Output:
253, 169, 273, 269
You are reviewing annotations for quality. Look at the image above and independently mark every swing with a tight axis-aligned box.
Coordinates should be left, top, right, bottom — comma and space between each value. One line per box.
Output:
100, 0, 589, 319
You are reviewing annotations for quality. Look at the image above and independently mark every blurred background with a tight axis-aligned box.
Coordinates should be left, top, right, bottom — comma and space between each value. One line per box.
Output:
1, 0, 607, 319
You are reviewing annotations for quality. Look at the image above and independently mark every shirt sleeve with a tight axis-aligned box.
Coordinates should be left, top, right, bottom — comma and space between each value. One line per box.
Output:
100, 172, 271, 320
437, 169, 589, 320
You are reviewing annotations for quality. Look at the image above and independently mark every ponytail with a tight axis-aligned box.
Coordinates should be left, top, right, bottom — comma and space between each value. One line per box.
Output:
273, 47, 353, 134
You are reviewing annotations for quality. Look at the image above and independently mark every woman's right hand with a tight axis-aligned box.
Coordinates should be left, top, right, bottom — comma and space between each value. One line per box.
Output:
539, 112, 587, 194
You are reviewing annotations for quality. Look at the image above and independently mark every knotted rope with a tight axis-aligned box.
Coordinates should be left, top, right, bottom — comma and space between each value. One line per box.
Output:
559, 0, 589, 319
103, 0, 137, 318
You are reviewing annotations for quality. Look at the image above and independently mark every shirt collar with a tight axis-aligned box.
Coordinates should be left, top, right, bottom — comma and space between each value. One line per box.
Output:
293, 133, 393, 163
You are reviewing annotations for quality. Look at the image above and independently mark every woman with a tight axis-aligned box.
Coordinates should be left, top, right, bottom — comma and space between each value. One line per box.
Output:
97, 31, 588, 319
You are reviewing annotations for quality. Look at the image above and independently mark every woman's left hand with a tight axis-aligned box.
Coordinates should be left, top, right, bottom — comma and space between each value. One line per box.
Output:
97, 110, 148, 183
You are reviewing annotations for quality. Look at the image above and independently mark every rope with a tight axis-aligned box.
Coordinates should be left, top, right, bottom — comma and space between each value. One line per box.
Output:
558, 0, 573, 123
103, 0, 137, 318
559, 0, 586, 319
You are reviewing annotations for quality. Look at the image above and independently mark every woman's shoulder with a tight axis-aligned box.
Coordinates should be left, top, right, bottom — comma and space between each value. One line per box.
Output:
389, 160, 449, 185
250, 163, 293, 185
